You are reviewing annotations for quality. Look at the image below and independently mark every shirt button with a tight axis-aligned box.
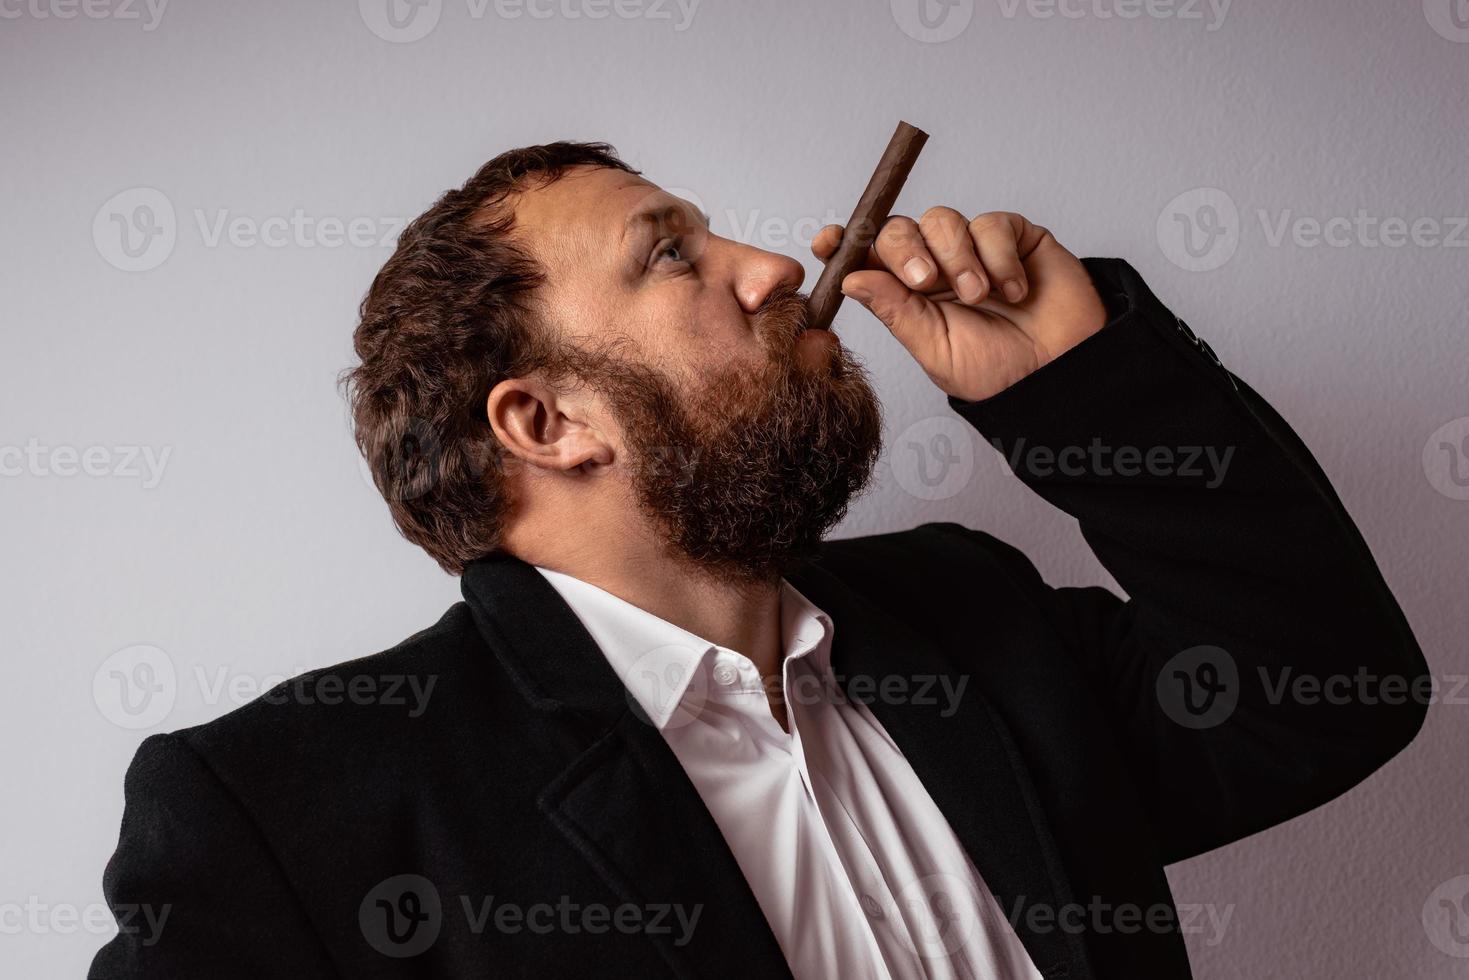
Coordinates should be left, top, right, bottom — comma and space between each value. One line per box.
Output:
712, 664, 738, 686
860, 894, 884, 919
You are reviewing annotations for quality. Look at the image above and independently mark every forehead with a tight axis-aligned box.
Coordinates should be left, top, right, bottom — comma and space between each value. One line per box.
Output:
507, 166, 694, 269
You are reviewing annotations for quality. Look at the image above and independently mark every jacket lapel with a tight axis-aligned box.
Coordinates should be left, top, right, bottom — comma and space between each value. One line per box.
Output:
461, 547, 1093, 979
460, 554, 794, 980
787, 558, 1095, 980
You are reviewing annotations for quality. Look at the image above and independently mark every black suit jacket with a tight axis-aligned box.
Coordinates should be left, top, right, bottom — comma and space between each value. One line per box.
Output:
91, 258, 1428, 979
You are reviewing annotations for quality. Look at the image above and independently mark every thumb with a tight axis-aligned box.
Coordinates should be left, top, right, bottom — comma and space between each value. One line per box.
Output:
841, 269, 946, 352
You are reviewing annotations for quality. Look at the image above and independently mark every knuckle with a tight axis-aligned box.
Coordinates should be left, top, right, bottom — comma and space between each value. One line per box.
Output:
919, 205, 963, 229
968, 211, 1002, 231
878, 215, 919, 244
970, 210, 1017, 234
920, 208, 968, 253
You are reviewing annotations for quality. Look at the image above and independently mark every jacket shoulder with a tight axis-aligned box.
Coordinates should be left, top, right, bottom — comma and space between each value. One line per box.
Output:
817, 520, 1044, 587
167, 600, 485, 775
808, 521, 1063, 634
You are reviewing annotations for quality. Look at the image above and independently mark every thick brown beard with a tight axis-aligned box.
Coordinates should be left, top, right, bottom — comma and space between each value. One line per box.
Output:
566, 285, 884, 588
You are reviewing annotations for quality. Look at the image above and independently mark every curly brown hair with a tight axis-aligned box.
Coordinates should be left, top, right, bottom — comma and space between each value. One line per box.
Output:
342, 141, 639, 574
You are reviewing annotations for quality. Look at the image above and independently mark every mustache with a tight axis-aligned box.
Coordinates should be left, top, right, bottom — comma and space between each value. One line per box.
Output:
753, 283, 813, 348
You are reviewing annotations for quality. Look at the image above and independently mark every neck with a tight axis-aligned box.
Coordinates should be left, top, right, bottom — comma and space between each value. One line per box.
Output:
514, 517, 790, 683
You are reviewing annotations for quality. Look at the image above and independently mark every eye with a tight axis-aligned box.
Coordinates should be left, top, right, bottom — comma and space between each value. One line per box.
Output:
655, 239, 687, 265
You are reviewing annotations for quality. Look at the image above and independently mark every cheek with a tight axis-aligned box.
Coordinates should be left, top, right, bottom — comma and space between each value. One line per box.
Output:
688, 300, 759, 349
666, 305, 766, 371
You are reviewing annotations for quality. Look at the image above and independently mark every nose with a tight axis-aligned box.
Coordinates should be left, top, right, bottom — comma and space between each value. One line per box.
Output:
730, 242, 806, 317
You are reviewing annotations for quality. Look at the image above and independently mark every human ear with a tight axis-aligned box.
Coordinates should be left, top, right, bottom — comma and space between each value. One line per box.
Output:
485, 377, 614, 475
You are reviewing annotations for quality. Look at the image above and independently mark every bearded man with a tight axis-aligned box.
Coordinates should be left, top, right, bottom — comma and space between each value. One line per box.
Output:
93, 142, 1427, 980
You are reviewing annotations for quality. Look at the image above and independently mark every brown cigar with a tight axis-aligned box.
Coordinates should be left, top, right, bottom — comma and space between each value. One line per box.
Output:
805, 120, 930, 332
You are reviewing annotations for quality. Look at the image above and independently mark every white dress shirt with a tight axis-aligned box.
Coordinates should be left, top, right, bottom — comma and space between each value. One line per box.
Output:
534, 565, 1043, 980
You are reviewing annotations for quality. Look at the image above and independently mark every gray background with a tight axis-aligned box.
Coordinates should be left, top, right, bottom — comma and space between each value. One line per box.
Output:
3, 0, 1466, 976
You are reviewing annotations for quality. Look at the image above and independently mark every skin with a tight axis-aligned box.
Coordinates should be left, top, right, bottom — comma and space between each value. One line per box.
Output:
486, 165, 1107, 731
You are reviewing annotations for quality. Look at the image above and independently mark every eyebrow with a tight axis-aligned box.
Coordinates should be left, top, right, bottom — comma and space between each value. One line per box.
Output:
621, 201, 711, 248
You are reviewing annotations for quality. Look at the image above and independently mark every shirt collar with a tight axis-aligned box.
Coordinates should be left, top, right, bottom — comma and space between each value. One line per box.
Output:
779, 578, 836, 677
532, 566, 835, 730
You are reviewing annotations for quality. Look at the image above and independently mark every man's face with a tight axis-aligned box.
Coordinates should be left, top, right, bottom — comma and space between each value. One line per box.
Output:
511, 165, 883, 585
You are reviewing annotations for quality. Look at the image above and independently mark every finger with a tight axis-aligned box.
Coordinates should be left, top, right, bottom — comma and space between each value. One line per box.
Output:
919, 206, 989, 305
810, 224, 913, 275
811, 223, 843, 262
871, 215, 942, 292
969, 211, 1034, 303
840, 268, 948, 359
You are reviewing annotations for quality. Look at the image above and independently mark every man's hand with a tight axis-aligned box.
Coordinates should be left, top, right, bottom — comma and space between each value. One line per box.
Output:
812, 210, 1108, 402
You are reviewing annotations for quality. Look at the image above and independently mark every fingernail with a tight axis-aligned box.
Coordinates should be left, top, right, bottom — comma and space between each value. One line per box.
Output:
956, 271, 983, 303
842, 283, 872, 303
903, 256, 933, 287
1002, 279, 1025, 303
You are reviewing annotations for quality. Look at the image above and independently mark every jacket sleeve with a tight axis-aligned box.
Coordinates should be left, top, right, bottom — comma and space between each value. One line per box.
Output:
90, 732, 337, 978
944, 257, 1429, 865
